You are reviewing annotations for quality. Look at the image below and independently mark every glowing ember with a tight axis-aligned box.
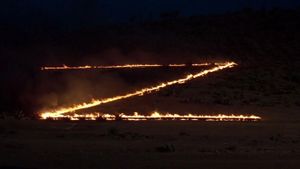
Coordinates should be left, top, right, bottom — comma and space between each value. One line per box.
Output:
168, 64, 186, 67
39, 62, 237, 119
41, 63, 211, 70
41, 111, 261, 121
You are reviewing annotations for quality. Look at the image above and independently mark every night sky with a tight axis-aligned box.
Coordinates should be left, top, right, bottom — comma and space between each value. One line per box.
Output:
1, 0, 300, 27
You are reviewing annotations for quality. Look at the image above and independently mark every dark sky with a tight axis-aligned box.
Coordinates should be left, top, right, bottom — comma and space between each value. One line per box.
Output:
1, 0, 300, 27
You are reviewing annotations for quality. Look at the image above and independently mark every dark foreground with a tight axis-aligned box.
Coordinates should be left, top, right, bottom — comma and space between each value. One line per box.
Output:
1, 120, 300, 169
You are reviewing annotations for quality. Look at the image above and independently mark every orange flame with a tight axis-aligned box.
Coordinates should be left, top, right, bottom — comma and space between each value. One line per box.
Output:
168, 64, 186, 67
41, 111, 261, 121
41, 63, 211, 70
39, 62, 237, 118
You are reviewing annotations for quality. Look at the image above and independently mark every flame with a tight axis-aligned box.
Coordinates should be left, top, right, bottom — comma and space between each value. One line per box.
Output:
41, 111, 261, 121
120, 112, 261, 121
168, 64, 186, 67
39, 62, 237, 118
41, 63, 212, 70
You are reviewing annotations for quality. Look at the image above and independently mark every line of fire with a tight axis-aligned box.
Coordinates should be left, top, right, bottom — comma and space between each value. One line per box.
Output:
43, 112, 261, 122
40, 63, 211, 70
39, 61, 262, 122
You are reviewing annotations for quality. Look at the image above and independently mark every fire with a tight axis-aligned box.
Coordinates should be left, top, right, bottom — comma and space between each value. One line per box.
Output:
41, 111, 261, 121
41, 63, 211, 70
39, 62, 237, 118
168, 64, 186, 67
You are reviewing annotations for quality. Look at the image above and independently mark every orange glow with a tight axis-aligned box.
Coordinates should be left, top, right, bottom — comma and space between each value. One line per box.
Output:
41, 111, 261, 121
39, 62, 237, 118
41, 63, 212, 70
168, 64, 186, 67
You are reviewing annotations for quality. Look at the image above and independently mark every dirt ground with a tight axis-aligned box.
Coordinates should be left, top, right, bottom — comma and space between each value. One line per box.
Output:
1, 118, 300, 169
1, 64, 300, 169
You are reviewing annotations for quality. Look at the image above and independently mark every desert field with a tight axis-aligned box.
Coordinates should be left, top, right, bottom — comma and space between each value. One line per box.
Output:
1, 119, 300, 169
1, 61, 300, 169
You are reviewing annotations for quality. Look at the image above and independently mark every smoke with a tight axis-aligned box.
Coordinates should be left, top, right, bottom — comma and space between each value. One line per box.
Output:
0, 40, 227, 117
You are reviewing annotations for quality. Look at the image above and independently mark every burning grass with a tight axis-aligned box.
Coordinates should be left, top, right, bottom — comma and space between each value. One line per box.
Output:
39, 62, 237, 119
41, 111, 262, 122
41, 63, 211, 70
